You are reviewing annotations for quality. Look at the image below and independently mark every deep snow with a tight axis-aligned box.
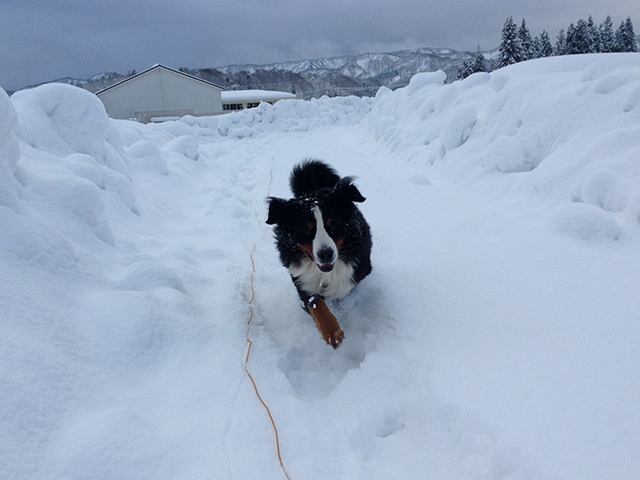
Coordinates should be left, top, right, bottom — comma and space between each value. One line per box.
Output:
2, 53, 640, 480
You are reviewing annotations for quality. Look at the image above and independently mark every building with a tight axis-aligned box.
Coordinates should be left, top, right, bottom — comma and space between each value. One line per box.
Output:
96, 64, 224, 122
221, 90, 297, 112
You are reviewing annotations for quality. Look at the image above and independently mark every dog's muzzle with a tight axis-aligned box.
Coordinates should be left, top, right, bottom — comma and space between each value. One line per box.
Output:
315, 246, 336, 273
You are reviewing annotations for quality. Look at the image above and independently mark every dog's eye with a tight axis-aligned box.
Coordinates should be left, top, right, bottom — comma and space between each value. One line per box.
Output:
325, 219, 332, 228
307, 221, 315, 230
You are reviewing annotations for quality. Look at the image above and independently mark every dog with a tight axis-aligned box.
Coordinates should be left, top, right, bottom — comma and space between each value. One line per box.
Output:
266, 160, 372, 348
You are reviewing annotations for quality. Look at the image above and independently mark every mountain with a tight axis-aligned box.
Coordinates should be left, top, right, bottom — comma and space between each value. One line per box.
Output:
219, 47, 478, 84
16, 47, 483, 99
194, 47, 482, 98
20, 72, 130, 95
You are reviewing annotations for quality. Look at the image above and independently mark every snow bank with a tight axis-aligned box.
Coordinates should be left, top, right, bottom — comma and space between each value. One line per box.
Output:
0, 88, 21, 211
180, 94, 373, 139
368, 53, 640, 239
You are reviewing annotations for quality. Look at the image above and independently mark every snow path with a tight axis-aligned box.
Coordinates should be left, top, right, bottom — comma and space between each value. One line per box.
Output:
191, 124, 639, 479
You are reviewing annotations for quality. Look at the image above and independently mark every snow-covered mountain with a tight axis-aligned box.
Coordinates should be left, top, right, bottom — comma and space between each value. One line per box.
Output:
208, 47, 480, 97
17, 47, 481, 98
218, 47, 478, 85
19, 71, 129, 95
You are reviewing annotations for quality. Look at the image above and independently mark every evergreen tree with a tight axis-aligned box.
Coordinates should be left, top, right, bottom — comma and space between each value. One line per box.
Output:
626, 17, 638, 51
568, 18, 602, 54
456, 60, 474, 80
615, 17, 637, 52
531, 36, 542, 59
555, 29, 567, 55
472, 53, 489, 73
519, 19, 534, 60
565, 23, 577, 53
586, 16, 599, 52
599, 16, 616, 52
566, 19, 593, 54
538, 30, 554, 57
456, 53, 490, 80
498, 17, 524, 67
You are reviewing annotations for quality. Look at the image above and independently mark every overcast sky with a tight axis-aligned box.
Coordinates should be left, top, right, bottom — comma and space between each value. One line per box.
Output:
1, 0, 638, 92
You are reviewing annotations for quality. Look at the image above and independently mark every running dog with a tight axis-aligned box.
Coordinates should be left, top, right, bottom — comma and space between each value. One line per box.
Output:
266, 160, 372, 348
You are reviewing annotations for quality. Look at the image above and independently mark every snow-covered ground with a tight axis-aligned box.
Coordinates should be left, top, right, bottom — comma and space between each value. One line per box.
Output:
2, 53, 640, 480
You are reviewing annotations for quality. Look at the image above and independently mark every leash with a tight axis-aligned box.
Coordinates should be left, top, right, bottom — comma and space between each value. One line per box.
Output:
243, 163, 291, 479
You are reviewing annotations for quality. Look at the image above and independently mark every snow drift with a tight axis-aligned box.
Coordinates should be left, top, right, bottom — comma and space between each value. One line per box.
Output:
1, 53, 639, 480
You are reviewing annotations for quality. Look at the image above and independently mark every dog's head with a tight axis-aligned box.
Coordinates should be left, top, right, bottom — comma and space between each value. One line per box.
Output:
266, 177, 365, 273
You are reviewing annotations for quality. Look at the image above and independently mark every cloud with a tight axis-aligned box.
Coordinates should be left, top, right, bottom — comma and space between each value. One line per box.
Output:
1, 0, 638, 91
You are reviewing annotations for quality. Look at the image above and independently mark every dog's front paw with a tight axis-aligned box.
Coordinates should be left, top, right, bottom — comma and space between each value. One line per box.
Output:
309, 297, 345, 349
323, 324, 345, 349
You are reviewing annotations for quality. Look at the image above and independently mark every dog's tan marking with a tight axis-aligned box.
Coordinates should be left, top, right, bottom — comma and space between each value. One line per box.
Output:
298, 244, 314, 260
309, 297, 345, 349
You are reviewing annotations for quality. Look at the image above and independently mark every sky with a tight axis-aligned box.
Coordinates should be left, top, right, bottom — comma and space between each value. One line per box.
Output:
1, 0, 638, 92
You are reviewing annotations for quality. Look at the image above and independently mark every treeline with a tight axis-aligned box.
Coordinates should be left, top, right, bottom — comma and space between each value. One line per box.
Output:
458, 15, 637, 79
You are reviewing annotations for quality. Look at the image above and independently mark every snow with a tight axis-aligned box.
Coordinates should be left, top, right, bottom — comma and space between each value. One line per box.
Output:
221, 90, 297, 102
2, 53, 640, 480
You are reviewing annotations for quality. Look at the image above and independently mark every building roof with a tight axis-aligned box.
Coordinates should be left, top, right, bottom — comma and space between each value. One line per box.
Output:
221, 90, 297, 102
95, 64, 224, 95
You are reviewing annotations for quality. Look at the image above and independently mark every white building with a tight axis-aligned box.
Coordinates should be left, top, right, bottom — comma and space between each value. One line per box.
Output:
221, 89, 297, 112
96, 65, 224, 123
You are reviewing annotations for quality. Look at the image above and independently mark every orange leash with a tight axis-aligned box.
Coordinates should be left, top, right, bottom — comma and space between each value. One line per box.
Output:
244, 245, 291, 479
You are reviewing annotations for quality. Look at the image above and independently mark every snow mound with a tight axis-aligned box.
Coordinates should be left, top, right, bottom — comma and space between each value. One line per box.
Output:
11, 84, 119, 168
0, 89, 21, 211
180, 95, 373, 139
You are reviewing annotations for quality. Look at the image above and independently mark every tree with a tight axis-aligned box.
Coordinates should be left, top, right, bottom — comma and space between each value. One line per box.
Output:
519, 19, 534, 59
538, 30, 554, 57
599, 16, 616, 52
457, 53, 491, 80
555, 29, 567, 55
498, 17, 525, 67
586, 16, 599, 52
472, 53, 489, 73
615, 17, 637, 52
456, 60, 474, 80
566, 20, 593, 54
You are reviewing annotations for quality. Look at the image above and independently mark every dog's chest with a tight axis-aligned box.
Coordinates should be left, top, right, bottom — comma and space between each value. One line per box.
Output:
290, 257, 356, 301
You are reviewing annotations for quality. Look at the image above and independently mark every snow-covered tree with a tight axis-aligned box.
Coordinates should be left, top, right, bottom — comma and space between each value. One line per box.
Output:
498, 17, 525, 68
555, 29, 567, 55
615, 17, 637, 52
599, 16, 617, 52
586, 16, 599, 52
457, 53, 490, 80
472, 53, 489, 73
537, 30, 554, 57
456, 60, 474, 80
566, 20, 593, 54
519, 19, 534, 60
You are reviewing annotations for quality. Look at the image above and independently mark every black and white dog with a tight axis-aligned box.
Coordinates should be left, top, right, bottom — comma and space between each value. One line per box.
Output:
266, 160, 372, 348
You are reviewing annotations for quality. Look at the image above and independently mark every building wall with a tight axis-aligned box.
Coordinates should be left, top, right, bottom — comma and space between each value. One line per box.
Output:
221, 90, 297, 113
98, 67, 222, 122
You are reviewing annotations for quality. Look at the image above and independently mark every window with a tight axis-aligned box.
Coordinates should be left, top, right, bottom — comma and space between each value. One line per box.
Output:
223, 103, 243, 111
246, 102, 260, 109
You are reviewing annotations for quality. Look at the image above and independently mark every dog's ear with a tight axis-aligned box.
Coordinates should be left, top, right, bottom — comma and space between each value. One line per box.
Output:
266, 197, 290, 225
334, 176, 366, 204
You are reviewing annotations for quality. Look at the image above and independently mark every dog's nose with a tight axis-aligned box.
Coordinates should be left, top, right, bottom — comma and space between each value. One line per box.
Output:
316, 246, 335, 264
